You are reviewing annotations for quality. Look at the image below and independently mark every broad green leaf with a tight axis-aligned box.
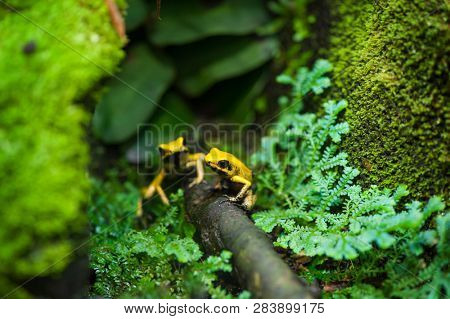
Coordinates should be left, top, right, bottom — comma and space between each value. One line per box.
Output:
93, 45, 174, 143
192, 67, 268, 124
125, 0, 149, 31
169, 36, 278, 96
126, 93, 195, 164
149, 0, 269, 45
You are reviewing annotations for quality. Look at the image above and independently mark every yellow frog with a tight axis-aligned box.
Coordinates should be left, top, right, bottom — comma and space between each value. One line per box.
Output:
205, 147, 256, 210
142, 137, 205, 205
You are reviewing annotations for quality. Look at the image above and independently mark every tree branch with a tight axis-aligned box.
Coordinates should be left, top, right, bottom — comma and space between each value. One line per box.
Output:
184, 182, 319, 299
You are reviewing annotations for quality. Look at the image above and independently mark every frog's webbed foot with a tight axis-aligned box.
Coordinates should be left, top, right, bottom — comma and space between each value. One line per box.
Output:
224, 195, 239, 202
224, 192, 256, 211
216, 195, 235, 206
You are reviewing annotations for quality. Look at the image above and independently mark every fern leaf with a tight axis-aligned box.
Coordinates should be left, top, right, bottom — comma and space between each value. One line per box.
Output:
252, 207, 311, 233
251, 60, 448, 298
164, 237, 203, 263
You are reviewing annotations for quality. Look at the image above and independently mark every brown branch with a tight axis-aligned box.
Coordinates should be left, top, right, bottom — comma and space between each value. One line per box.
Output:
156, 0, 161, 20
184, 182, 319, 299
105, 0, 126, 41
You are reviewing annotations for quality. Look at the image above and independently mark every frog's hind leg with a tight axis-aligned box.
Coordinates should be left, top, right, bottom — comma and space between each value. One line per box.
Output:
187, 153, 205, 187
136, 198, 144, 217
142, 170, 169, 205
155, 185, 169, 205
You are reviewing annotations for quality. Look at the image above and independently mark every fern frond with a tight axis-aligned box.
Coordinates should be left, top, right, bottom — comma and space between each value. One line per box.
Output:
253, 206, 311, 233
393, 184, 409, 202
252, 60, 448, 298
316, 146, 348, 171
329, 122, 350, 143
317, 167, 359, 212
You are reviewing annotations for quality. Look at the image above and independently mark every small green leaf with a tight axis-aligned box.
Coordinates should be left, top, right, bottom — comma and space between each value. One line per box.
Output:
276, 74, 293, 84
423, 196, 445, 219
330, 237, 358, 260
253, 208, 311, 233
393, 185, 409, 202
164, 238, 203, 263
376, 232, 396, 249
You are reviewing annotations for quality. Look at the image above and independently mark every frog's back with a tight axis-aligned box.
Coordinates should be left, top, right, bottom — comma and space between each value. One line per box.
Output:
233, 155, 252, 182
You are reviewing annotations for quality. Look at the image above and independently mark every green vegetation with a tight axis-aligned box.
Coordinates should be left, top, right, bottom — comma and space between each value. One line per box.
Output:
0, 0, 124, 297
252, 61, 448, 298
89, 176, 248, 298
148, 0, 268, 45
263, 0, 315, 73
89, 1, 449, 299
94, 0, 278, 152
2, 0, 446, 300
328, 0, 448, 198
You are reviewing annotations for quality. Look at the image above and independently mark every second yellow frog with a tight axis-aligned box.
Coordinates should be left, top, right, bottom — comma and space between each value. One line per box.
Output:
143, 137, 205, 205
205, 147, 256, 210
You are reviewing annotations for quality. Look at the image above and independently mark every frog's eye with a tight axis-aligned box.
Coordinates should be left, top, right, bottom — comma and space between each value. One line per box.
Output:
218, 160, 231, 170
158, 147, 166, 156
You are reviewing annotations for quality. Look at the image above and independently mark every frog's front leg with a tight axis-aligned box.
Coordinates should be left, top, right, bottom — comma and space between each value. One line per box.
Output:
143, 170, 169, 205
186, 153, 205, 187
228, 175, 252, 202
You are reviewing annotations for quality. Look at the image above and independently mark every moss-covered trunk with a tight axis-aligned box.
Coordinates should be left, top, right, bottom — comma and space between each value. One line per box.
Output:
327, 0, 448, 198
0, 0, 124, 297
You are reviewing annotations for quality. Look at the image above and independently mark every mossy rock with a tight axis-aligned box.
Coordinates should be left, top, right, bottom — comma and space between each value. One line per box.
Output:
0, 0, 124, 297
328, 0, 448, 198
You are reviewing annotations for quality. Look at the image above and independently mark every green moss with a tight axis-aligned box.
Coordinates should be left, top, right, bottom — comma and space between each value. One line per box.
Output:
328, 0, 448, 198
0, 0, 124, 297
